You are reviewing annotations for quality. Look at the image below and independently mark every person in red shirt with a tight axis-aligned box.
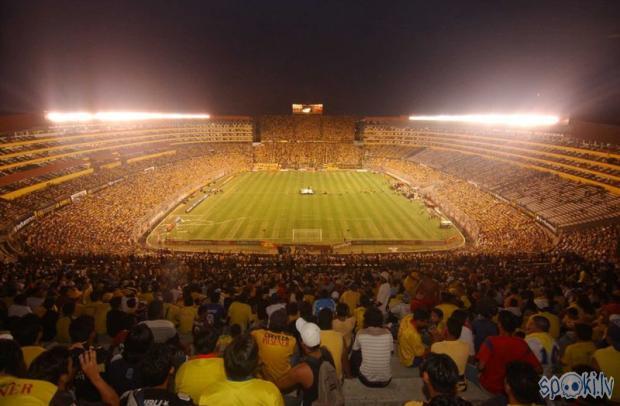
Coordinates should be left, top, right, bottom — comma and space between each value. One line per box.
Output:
467, 310, 541, 395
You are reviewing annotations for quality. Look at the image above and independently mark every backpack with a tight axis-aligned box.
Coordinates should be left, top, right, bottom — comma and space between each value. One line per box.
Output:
313, 357, 345, 406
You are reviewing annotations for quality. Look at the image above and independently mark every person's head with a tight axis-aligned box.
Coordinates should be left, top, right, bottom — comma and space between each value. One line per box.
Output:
230, 324, 242, 339
360, 294, 372, 308
62, 302, 76, 317
420, 354, 460, 398
317, 308, 334, 331
574, 323, 593, 342
286, 301, 298, 317
296, 318, 321, 353
109, 296, 122, 310
268, 309, 288, 333
126, 297, 137, 311
69, 315, 95, 345
606, 319, 620, 351
299, 301, 314, 321
430, 308, 444, 324
12, 314, 42, 346
566, 307, 579, 321
223, 334, 259, 380
28, 346, 73, 390
319, 289, 329, 299
13, 294, 27, 306
414, 308, 430, 328
451, 310, 468, 326
193, 327, 220, 355
140, 344, 175, 388
446, 317, 463, 340
498, 310, 518, 335
123, 323, 154, 364
477, 300, 498, 319
336, 302, 349, 319
0, 339, 25, 377
504, 361, 541, 405
440, 292, 456, 305
364, 306, 383, 328
147, 300, 164, 320
90, 291, 102, 303
209, 291, 220, 305
526, 315, 550, 334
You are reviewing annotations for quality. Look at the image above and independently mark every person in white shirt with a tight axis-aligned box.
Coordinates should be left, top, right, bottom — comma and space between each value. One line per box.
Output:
451, 310, 475, 357
8, 294, 32, 318
352, 306, 393, 387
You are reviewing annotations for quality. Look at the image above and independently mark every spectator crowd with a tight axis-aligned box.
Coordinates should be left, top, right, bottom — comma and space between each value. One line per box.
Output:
0, 244, 618, 405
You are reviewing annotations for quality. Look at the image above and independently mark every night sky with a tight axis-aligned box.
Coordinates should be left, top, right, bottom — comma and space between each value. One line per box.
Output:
1, 0, 619, 123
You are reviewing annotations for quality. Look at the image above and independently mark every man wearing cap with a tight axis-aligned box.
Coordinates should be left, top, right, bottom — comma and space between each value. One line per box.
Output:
527, 297, 560, 339
593, 318, 620, 402
276, 318, 333, 406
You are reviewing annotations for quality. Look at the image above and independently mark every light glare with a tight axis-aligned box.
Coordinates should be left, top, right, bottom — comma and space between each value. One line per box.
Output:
46, 111, 210, 123
408, 114, 560, 127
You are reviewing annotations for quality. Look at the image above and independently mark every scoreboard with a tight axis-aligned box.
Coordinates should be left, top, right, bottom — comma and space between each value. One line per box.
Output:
292, 104, 323, 115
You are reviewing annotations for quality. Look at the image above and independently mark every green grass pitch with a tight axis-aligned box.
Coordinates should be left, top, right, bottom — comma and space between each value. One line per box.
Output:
149, 171, 463, 252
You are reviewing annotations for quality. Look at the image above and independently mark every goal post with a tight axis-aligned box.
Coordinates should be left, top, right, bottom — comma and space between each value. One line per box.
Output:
292, 228, 323, 243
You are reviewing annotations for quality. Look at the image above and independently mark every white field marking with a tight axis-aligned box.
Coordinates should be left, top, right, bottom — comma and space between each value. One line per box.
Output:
292, 228, 323, 242
176, 217, 250, 227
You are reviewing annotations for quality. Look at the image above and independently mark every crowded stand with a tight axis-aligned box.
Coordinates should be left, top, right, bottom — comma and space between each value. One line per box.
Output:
0, 244, 619, 405
1, 113, 620, 405
254, 142, 362, 169
258, 115, 356, 142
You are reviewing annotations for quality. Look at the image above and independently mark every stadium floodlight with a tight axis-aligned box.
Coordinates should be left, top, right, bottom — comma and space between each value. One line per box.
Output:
408, 114, 560, 127
45, 111, 210, 123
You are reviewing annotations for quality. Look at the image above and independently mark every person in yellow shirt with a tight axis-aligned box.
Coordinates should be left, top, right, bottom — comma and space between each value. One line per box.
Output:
250, 309, 297, 383
430, 318, 469, 392
561, 323, 596, 372
530, 298, 560, 339
228, 294, 252, 332
592, 320, 620, 403
163, 290, 181, 327
398, 309, 430, 367
56, 302, 76, 344
1, 339, 59, 406
317, 308, 348, 380
525, 316, 559, 377
83, 291, 111, 337
199, 334, 284, 406
13, 314, 46, 369
434, 293, 459, 321
339, 283, 360, 316
332, 303, 356, 349
353, 295, 372, 333
175, 328, 226, 404
177, 295, 198, 336
403, 271, 419, 298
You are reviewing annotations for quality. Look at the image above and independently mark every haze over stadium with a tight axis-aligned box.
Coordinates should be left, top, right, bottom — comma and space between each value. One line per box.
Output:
1, 1, 620, 406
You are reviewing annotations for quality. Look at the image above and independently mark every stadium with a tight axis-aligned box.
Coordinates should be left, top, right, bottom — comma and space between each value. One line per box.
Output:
2, 2, 620, 406
0, 109, 617, 258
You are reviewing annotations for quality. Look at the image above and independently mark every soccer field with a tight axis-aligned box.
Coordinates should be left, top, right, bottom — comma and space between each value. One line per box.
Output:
148, 170, 464, 253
